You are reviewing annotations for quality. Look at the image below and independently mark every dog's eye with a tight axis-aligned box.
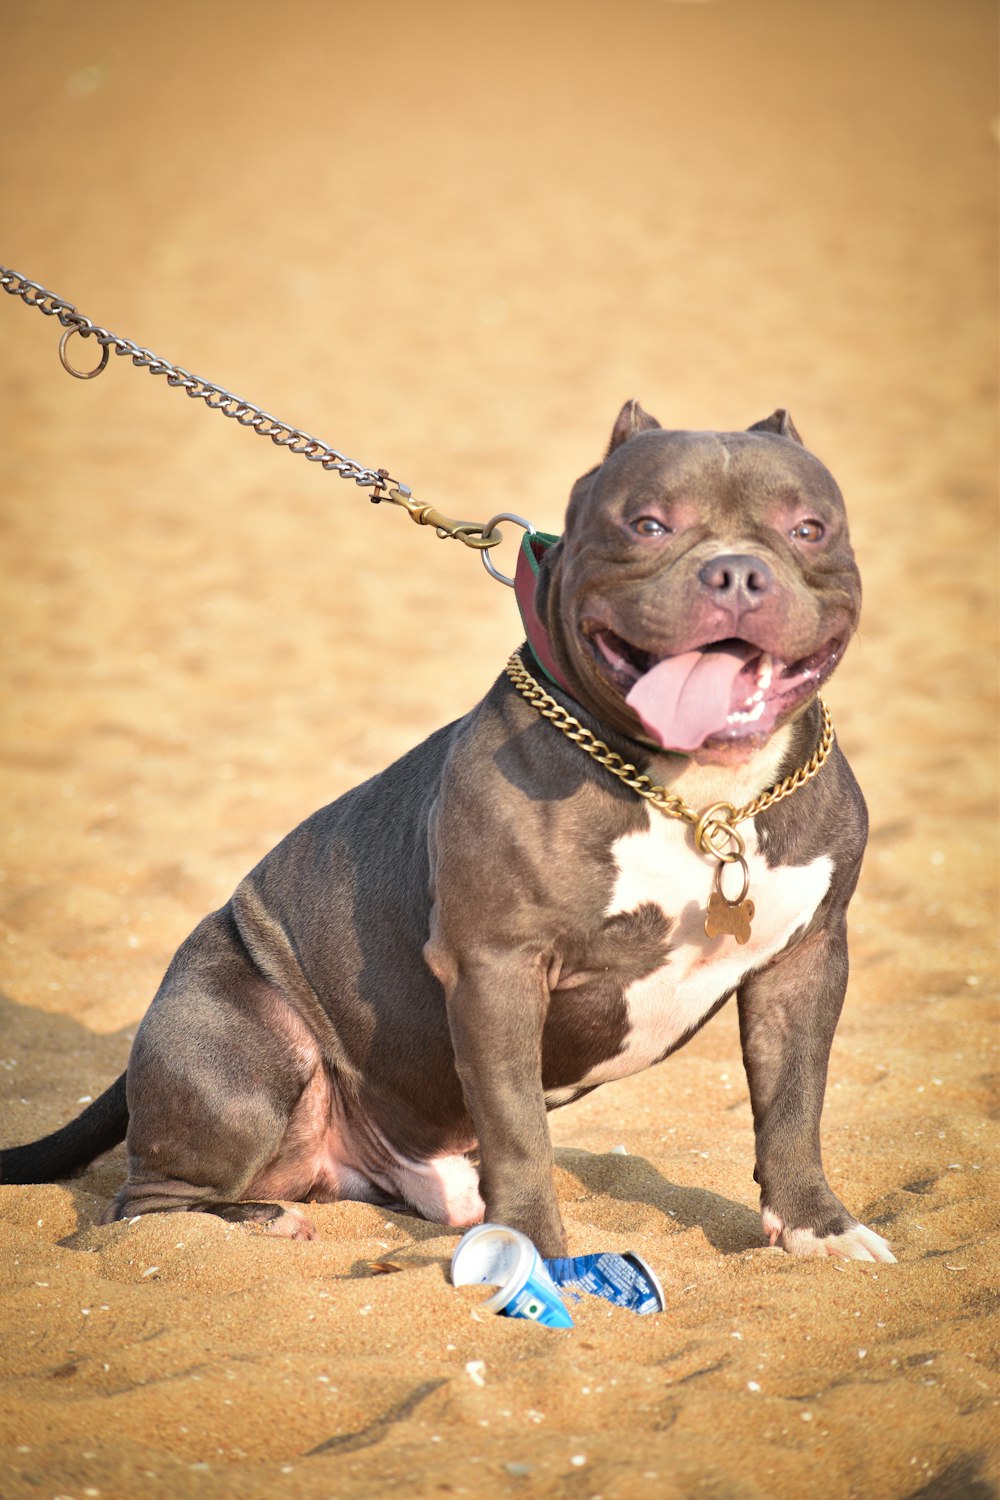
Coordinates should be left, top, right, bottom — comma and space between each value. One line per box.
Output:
629, 516, 670, 538
791, 519, 825, 543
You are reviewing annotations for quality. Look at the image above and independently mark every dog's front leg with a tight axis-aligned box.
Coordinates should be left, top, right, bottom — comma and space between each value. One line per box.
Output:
737, 920, 895, 1262
429, 937, 567, 1256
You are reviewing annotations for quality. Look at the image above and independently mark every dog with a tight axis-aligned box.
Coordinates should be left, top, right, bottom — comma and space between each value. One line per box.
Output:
1, 402, 895, 1263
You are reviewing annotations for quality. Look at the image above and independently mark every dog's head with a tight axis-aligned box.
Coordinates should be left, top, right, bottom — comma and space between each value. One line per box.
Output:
536, 402, 861, 763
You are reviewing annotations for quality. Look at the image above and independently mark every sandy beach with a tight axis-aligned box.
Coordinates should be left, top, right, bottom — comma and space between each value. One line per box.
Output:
1, 2, 997, 1496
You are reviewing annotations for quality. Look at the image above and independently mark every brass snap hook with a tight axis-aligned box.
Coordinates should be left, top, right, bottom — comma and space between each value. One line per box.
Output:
59, 327, 110, 380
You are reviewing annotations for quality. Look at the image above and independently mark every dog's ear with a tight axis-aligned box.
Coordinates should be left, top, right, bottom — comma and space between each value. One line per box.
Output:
747, 409, 804, 445
607, 399, 662, 455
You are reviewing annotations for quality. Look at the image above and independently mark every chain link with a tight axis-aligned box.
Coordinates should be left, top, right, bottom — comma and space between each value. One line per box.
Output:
1, 264, 523, 557
2, 262, 837, 879
1, 265, 400, 489
504, 648, 833, 853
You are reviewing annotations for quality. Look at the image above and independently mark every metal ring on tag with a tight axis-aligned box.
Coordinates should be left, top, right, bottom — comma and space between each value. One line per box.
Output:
481, 513, 536, 587
715, 854, 751, 906
694, 801, 745, 863
59, 327, 110, 380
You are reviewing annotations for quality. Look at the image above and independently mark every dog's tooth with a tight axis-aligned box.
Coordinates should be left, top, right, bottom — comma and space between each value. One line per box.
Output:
728, 698, 767, 727
757, 652, 774, 692
596, 635, 629, 673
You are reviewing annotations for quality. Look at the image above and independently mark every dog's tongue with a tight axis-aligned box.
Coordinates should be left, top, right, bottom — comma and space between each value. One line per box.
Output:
626, 643, 756, 751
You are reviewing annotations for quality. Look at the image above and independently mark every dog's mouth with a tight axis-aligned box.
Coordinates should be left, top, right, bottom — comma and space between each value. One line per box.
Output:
586, 627, 844, 751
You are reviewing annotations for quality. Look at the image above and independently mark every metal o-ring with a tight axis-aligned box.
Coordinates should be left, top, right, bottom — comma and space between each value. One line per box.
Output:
694, 801, 745, 863
59, 327, 110, 380
481, 512, 536, 588
715, 854, 751, 906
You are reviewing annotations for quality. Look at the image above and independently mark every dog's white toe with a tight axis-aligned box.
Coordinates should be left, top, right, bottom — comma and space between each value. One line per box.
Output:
762, 1208, 896, 1263
821, 1222, 897, 1263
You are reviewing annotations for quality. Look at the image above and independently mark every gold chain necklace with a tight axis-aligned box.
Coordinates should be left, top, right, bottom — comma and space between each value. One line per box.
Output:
504, 648, 834, 944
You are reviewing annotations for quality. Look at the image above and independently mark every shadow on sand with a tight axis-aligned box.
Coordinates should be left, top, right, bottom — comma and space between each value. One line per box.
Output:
1, 994, 763, 1253
555, 1144, 764, 1254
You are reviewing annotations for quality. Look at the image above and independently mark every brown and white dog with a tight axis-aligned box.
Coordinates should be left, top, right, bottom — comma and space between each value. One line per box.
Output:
1, 403, 895, 1263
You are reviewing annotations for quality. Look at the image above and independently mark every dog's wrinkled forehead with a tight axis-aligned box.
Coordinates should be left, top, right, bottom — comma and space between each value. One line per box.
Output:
566, 427, 846, 535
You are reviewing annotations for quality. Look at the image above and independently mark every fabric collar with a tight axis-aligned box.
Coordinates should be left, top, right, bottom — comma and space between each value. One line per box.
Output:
513, 531, 572, 692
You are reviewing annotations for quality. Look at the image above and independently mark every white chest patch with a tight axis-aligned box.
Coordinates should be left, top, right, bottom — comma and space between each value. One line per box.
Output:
577, 811, 833, 1086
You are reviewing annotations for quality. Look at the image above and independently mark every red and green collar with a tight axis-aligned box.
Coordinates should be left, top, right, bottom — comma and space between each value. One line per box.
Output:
513, 531, 570, 692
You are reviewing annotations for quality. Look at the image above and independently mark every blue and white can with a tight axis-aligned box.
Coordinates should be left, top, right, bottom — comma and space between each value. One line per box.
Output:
542, 1251, 665, 1315
450, 1224, 574, 1328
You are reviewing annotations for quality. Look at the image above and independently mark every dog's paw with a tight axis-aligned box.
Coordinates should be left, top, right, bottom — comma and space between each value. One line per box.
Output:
260, 1205, 318, 1241
205, 1200, 318, 1240
762, 1207, 896, 1263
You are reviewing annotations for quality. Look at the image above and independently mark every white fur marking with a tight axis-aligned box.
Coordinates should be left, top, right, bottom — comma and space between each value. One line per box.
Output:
762, 1207, 896, 1263
578, 809, 833, 1085
392, 1152, 485, 1227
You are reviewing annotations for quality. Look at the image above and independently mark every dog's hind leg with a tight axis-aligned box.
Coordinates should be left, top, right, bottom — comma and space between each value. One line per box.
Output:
105, 907, 322, 1240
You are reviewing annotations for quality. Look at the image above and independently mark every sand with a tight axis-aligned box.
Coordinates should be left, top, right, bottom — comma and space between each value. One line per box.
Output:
0, 1, 997, 1496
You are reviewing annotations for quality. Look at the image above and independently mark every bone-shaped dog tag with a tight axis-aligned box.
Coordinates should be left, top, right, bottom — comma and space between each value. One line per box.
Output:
707, 858, 755, 936
705, 890, 755, 944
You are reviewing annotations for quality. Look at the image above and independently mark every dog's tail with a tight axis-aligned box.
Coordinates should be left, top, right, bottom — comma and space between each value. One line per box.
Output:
0, 1072, 128, 1184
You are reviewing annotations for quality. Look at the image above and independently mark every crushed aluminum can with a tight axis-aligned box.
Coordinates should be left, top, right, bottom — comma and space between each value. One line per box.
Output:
542, 1251, 665, 1314
450, 1224, 574, 1327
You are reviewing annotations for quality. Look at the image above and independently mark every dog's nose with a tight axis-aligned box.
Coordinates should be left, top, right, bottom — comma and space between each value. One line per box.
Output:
698, 553, 773, 609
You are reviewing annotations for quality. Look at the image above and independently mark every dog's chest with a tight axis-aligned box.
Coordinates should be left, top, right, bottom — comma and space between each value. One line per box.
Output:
574, 811, 833, 1087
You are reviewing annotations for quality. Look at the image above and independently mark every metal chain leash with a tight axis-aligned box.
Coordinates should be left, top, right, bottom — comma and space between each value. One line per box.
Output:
504, 647, 834, 862
0, 265, 533, 578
